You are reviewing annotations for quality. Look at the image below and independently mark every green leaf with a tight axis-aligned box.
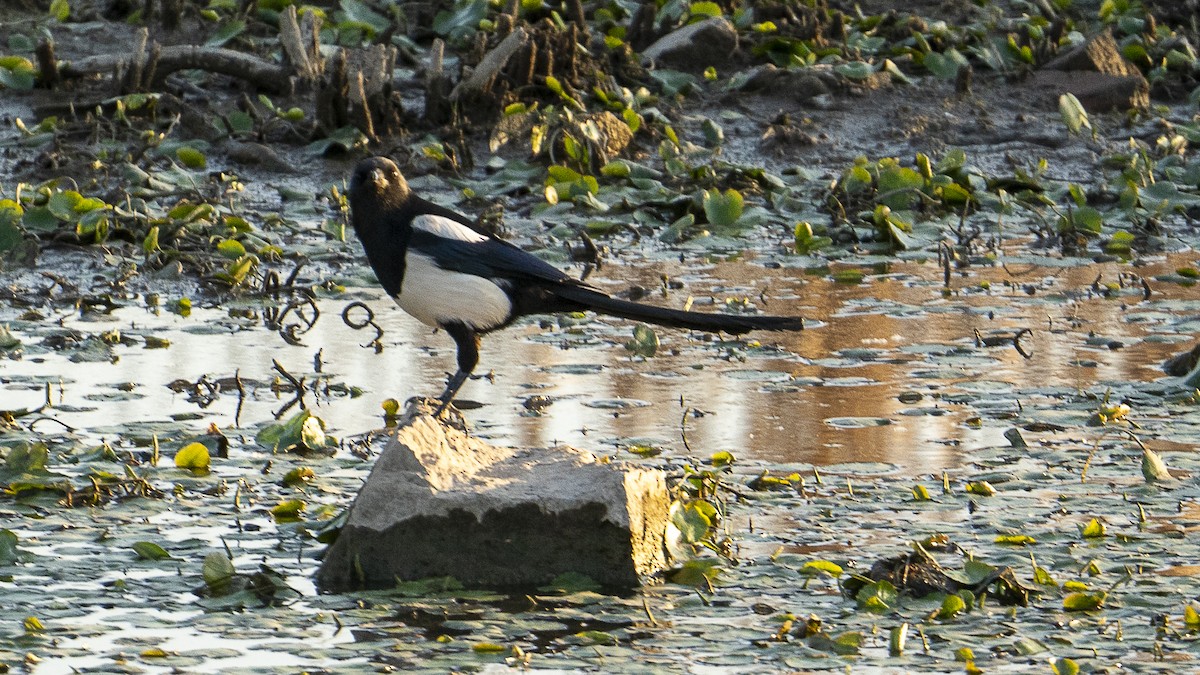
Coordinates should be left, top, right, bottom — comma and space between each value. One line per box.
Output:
176, 146, 207, 169
701, 119, 724, 147
1058, 93, 1091, 135
174, 442, 210, 470
205, 19, 246, 47
1142, 448, 1172, 482
937, 593, 966, 619
671, 501, 714, 543
624, 324, 659, 357
1080, 518, 1106, 538
257, 410, 335, 453
216, 238, 246, 259
202, 552, 236, 594
282, 467, 315, 487
800, 560, 844, 578
142, 225, 160, 254
432, 0, 487, 43
49, 0, 70, 21
965, 481, 995, 496
270, 499, 306, 522
0, 217, 23, 253
912, 484, 932, 501
0, 529, 21, 565
340, 0, 391, 34
794, 221, 831, 254
702, 188, 744, 227
855, 579, 897, 611
666, 558, 721, 586
835, 61, 874, 81
877, 165, 925, 210
132, 541, 172, 560
689, 1, 722, 18
1052, 657, 1081, 675
709, 450, 735, 467
472, 642, 507, 653
1063, 591, 1105, 611
994, 534, 1036, 545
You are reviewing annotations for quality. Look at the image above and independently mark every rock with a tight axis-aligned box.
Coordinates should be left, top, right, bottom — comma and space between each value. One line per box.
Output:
642, 17, 738, 70
574, 111, 634, 162
1035, 29, 1149, 111
1043, 29, 1141, 78
316, 399, 670, 591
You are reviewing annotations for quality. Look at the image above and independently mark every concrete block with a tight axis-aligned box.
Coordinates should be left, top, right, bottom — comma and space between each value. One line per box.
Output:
317, 400, 670, 591
642, 17, 738, 70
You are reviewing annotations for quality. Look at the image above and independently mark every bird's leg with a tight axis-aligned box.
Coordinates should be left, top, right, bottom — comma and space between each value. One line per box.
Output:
435, 323, 480, 416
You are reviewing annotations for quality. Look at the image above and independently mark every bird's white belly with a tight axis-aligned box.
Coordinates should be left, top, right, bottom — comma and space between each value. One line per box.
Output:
393, 252, 512, 331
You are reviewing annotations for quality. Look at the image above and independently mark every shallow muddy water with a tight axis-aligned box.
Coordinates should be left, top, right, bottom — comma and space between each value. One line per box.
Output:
3, 251, 1195, 471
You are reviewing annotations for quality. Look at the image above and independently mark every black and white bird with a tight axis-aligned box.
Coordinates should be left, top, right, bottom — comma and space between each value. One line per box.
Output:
348, 156, 805, 415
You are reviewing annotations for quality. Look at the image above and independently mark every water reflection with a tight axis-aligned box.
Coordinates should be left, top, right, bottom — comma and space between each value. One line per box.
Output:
1, 256, 1194, 471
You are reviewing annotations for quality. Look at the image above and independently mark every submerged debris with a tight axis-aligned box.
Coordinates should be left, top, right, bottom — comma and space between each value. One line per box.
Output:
844, 539, 1034, 607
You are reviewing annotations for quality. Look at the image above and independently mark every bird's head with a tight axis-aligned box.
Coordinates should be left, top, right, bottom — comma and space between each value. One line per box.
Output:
348, 157, 411, 225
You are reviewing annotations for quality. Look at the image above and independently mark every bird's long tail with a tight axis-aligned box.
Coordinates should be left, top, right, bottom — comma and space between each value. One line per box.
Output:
551, 285, 803, 335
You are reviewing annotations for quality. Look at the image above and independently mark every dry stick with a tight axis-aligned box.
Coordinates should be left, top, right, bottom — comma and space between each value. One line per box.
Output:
278, 4, 320, 84
1082, 427, 1149, 482
35, 39, 58, 88
450, 26, 530, 102
60, 44, 295, 94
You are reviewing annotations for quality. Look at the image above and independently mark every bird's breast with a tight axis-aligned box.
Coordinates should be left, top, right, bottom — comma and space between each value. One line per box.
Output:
393, 251, 513, 331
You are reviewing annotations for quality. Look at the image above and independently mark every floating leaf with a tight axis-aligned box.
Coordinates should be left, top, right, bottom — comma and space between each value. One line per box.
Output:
174, 442, 210, 470
937, 593, 967, 619
889, 623, 908, 655
1080, 518, 1106, 539
702, 188, 744, 227
202, 552, 236, 594
0, 529, 21, 564
709, 450, 735, 467
624, 324, 659, 358
282, 467, 315, 487
801, 560, 843, 578
1058, 93, 1091, 135
965, 481, 996, 496
132, 541, 173, 561
48, 0, 69, 21
270, 499, 306, 522
1141, 448, 1172, 482
1052, 657, 1080, 675
1063, 591, 1105, 611
472, 642, 507, 653
855, 579, 897, 612
176, 146, 207, 169
24, 616, 44, 633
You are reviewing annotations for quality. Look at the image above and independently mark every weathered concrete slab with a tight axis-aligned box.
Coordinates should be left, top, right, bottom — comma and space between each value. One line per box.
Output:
317, 399, 670, 591
642, 17, 738, 70
1035, 29, 1149, 112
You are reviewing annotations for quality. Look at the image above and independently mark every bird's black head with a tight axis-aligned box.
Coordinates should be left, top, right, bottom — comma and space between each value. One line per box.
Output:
348, 157, 411, 232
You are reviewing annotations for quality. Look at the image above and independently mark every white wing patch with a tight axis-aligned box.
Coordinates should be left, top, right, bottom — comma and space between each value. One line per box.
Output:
394, 251, 512, 331
411, 214, 488, 243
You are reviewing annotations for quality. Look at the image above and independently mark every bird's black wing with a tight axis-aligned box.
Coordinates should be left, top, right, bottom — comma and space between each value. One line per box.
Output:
407, 215, 578, 286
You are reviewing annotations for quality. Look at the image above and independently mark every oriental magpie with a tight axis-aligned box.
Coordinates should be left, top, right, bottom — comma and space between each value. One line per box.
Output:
348, 156, 804, 415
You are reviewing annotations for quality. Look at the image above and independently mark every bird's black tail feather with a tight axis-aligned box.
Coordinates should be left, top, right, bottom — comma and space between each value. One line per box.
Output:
552, 285, 803, 335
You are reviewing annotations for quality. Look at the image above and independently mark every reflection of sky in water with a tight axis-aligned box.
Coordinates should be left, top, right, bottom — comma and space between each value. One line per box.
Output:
1, 256, 1195, 471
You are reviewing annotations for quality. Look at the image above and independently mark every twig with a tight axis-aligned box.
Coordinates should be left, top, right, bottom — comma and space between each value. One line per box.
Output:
342, 301, 385, 352
450, 27, 529, 102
